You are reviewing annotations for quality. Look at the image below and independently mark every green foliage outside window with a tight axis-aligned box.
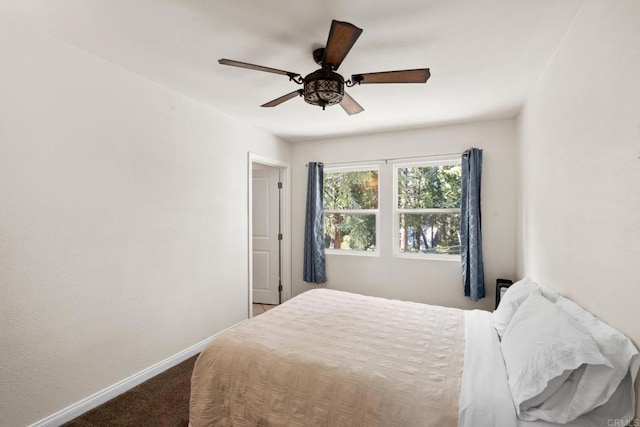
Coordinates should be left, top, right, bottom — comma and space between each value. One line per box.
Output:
323, 170, 378, 251
321, 163, 461, 255
397, 165, 461, 209
398, 213, 461, 254
397, 164, 462, 255
323, 214, 376, 251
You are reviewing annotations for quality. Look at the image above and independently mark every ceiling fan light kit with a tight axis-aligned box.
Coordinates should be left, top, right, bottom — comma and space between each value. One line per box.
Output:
303, 68, 344, 109
219, 20, 430, 115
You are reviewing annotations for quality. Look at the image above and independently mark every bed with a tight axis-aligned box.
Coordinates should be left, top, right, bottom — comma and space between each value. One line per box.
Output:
190, 284, 639, 427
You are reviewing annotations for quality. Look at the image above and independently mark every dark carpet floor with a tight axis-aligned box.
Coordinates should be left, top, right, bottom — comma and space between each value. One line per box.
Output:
62, 355, 198, 427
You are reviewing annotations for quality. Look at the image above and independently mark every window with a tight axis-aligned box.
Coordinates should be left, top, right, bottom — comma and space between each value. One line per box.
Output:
323, 166, 379, 254
394, 161, 462, 258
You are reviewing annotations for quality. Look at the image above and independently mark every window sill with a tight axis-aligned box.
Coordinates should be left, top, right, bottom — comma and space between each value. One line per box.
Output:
325, 250, 380, 257
393, 253, 461, 262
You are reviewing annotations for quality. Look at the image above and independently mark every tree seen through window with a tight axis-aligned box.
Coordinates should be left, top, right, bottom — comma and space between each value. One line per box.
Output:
323, 169, 378, 251
396, 163, 462, 255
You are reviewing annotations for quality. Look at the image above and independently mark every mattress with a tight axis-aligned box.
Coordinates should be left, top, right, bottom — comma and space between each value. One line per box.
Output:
190, 288, 616, 427
190, 288, 467, 427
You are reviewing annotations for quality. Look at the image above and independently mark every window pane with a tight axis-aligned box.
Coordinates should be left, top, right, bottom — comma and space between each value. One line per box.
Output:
397, 164, 461, 209
398, 213, 460, 255
324, 214, 376, 251
324, 170, 378, 210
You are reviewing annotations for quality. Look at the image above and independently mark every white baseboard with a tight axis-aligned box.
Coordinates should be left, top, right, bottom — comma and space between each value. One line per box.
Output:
30, 321, 246, 427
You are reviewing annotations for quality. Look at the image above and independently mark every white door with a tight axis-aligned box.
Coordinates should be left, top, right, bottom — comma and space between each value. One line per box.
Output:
252, 165, 281, 305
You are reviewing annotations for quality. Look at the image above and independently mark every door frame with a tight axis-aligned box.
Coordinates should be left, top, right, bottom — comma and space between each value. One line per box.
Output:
247, 153, 291, 318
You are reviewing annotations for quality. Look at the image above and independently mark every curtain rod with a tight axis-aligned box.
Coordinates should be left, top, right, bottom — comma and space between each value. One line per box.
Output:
305, 151, 467, 167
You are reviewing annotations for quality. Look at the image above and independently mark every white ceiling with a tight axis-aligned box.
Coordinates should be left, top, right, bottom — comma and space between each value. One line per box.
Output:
7, 0, 585, 142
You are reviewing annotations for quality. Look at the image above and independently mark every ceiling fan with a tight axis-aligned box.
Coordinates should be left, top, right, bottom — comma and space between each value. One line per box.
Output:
218, 20, 431, 115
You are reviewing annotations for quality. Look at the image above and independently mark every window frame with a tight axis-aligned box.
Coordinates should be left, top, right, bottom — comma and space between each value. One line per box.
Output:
323, 164, 380, 256
392, 158, 462, 261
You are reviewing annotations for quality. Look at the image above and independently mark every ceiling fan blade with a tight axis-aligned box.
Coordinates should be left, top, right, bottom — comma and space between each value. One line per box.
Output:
351, 69, 431, 84
261, 89, 303, 108
322, 20, 363, 71
218, 59, 300, 79
340, 91, 364, 115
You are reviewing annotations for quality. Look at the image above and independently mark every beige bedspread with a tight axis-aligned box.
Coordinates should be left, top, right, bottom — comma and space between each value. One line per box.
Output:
190, 289, 465, 427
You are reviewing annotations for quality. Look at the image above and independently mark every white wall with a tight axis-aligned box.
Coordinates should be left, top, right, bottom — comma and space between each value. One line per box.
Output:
291, 119, 517, 311
0, 25, 290, 426
516, 0, 640, 415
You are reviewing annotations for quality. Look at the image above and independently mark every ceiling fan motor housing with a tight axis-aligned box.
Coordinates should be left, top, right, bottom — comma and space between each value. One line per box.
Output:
303, 69, 344, 109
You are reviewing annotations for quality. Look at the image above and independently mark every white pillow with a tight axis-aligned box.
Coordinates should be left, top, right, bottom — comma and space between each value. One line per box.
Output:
501, 293, 612, 423
555, 296, 640, 419
538, 281, 561, 303
493, 277, 561, 338
493, 277, 540, 338
569, 371, 637, 427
